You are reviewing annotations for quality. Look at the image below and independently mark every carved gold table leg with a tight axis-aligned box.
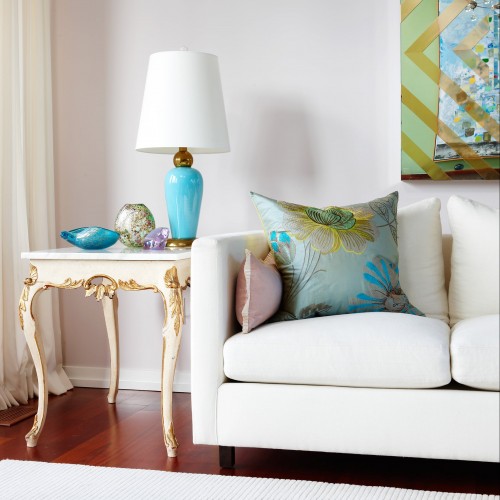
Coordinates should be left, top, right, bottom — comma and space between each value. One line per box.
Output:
19, 280, 48, 448
102, 295, 119, 404
160, 267, 185, 458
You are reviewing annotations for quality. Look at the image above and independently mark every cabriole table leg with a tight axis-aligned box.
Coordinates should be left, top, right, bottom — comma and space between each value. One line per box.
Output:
19, 282, 48, 447
160, 266, 185, 458
102, 294, 119, 404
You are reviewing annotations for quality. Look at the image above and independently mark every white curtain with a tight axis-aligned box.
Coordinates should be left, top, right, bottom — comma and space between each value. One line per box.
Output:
0, 0, 72, 410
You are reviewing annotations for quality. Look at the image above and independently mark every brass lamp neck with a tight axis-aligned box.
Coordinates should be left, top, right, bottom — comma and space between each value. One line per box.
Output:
173, 147, 193, 167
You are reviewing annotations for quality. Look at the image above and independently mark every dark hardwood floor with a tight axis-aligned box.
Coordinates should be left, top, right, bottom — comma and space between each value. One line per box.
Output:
0, 388, 498, 495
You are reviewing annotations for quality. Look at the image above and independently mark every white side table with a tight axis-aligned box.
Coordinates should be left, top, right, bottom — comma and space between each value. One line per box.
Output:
18, 246, 191, 457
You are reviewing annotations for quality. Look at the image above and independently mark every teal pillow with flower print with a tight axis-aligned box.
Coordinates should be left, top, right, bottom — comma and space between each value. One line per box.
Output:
251, 191, 423, 322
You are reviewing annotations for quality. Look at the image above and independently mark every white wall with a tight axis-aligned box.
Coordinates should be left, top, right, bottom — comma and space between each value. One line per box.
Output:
51, 0, 499, 392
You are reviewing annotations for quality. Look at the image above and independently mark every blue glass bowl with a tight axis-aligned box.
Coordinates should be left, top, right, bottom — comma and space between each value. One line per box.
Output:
60, 227, 120, 250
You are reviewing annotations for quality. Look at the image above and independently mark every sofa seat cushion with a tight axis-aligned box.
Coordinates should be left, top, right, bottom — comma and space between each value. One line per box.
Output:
223, 312, 451, 389
450, 315, 499, 391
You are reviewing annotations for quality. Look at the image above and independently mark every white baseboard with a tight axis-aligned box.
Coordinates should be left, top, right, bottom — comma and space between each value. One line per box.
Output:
64, 365, 191, 393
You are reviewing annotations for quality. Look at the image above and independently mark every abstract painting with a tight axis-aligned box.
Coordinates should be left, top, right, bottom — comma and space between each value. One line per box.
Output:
401, 0, 499, 180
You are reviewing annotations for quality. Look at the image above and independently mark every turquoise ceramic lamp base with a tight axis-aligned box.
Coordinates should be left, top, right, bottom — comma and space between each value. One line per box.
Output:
164, 149, 203, 248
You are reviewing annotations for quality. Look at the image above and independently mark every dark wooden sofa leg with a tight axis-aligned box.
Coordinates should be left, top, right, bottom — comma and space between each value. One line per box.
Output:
219, 446, 235, 468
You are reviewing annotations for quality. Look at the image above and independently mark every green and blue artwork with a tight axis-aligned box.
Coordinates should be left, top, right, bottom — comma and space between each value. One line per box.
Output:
401, 0, 499, 180
435, 0, 499, 161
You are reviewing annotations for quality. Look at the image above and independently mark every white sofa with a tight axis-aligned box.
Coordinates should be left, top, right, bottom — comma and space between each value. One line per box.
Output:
190, 197, 499, 466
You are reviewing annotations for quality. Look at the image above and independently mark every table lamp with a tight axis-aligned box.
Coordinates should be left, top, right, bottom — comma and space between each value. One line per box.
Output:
136, 50, 230, 247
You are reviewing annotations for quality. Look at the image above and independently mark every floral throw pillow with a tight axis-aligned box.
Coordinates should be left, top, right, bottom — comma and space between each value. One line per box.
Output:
251, 191, 424, 322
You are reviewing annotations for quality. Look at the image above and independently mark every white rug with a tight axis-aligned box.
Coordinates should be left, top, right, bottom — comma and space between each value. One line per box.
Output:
0, 460, 497, 500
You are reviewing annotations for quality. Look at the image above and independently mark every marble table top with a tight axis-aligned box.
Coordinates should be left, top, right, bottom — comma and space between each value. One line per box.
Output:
21, 245, 191, 261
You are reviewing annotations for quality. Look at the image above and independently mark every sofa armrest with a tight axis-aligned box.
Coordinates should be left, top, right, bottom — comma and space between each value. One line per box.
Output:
190, 230, 268, 444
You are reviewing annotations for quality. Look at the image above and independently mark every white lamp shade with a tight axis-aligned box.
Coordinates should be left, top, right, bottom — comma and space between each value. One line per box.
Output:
136, 51, 230, 154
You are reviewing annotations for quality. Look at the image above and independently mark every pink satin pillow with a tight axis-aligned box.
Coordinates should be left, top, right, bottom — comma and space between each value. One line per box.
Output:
235, 250, 283, 333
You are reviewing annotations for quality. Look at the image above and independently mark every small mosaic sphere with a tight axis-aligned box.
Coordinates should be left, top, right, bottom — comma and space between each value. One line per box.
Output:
114, 204, 155, 247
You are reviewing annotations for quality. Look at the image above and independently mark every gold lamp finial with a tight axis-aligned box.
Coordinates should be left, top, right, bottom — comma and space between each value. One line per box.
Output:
173, 147, 193, 167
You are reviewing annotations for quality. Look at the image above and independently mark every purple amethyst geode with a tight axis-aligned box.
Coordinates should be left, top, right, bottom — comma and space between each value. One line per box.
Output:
143, 227, 170, 250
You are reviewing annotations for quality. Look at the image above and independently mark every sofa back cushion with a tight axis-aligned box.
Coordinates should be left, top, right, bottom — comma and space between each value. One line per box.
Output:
398, 198, 448, 323
448, 195, 499, 325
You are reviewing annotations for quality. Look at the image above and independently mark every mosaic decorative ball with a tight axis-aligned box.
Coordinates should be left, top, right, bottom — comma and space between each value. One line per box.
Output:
114, 203, 155, 248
